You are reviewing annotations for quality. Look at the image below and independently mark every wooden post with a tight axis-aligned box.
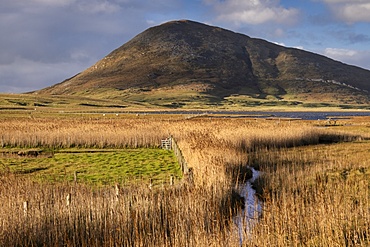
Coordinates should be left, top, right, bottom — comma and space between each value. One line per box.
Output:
66, 193, 71, 207
115, 184, 120, 201
74, 171, 77, 183
170, 175, 174, 186
149, 178, 153, 190
23, 201, 28, 216
188, 168, 194, 185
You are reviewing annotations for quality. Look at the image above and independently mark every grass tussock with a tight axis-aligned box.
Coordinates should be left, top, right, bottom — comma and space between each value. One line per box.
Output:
0, 114, 369, 246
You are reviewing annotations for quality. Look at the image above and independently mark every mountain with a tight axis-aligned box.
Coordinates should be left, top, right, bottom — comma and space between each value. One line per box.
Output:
36, 20, 370, 108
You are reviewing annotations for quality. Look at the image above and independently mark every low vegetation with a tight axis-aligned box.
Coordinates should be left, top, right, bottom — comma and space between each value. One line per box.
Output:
1, 92, 370, 111
0, 111, 369, 246
1, 148, 181, 186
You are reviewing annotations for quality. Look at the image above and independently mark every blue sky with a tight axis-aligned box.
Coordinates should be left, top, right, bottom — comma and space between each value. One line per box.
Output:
0, 0, 369, 93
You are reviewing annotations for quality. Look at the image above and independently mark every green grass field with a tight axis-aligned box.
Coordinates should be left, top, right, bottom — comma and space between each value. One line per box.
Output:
0, 148, 182, 186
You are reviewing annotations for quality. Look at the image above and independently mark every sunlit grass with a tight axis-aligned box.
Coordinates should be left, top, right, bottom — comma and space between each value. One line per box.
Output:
1, 148, 181, 186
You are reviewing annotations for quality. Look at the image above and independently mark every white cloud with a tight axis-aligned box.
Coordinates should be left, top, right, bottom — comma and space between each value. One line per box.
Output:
10, 0, 122, 14
325, 48, 358, 57
0, 57, 93, 93
272, 42, 304, 50
77, 1, 121, 14
339, 3, 370, 22
273, 41, 286, 46
204, 0, 300, 25
324, 48, 370, 70
32, 0, 76, 6
0, 0, 186, 92
7, 0, 76, 11
319, 0, 370, 23
321, 0, 368, 3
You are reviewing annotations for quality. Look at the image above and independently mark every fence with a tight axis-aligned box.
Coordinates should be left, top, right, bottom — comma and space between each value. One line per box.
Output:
161, 138, 172, 150
67, 137, 189, 187
21, 138, 192, 215
161, 136, 193, 183
171, 137, 189, 175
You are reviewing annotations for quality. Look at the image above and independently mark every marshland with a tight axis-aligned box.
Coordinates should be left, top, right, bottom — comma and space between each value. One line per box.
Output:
0, 111, 369, 246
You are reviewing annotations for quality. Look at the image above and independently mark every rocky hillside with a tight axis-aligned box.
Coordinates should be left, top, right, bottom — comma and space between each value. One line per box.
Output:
36, 20, 370, 108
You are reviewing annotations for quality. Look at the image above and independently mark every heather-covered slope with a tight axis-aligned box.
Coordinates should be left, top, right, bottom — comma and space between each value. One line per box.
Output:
36, 20, 370, 107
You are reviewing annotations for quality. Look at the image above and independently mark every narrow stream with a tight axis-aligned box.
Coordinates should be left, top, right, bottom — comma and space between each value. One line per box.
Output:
235, 167, 262, 245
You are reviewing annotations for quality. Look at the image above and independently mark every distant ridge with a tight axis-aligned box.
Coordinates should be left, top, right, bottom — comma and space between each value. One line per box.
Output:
36, 20, 370, 108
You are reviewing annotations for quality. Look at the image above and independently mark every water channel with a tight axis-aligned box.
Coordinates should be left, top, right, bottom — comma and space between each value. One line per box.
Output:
235, 167, 262, 245
230, 111, 370, 244
127, 110, 370, 120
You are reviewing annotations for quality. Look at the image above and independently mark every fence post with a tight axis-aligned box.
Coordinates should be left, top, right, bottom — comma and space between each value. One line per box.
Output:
66, 193, 71, 207
170, 136, 189, 174
170, 175, 174, 186
115, 184, 120, 201
23, 201, 28, 216
187, 168, 194, 185
74, 171, 78, 183
149, 178, 153, 190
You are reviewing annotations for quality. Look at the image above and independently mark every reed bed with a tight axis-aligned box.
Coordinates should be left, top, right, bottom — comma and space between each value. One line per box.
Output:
0, 117, 168, 148
0, 114, 369, 246
0, 174, 240, 246
248, 141, 370, 246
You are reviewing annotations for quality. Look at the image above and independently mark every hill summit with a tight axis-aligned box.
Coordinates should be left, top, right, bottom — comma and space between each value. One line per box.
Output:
37, 20, 370, 108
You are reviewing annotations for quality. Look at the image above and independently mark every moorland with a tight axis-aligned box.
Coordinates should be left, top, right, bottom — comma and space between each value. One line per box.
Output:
0, 107, 369, 246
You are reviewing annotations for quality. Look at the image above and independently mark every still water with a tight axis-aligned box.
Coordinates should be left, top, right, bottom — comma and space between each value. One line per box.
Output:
130, 110, 370, 120
235, 167, 262, 245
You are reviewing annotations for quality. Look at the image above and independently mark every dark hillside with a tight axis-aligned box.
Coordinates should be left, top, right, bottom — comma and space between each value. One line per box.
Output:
36, 20, 370, 107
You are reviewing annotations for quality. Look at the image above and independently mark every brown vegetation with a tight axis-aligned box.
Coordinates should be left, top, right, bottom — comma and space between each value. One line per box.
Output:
250, 139, 370, 246
0, 114, 369, 246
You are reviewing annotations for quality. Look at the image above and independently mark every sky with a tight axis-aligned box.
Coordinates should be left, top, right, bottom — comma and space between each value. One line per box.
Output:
1, 0, 370, 93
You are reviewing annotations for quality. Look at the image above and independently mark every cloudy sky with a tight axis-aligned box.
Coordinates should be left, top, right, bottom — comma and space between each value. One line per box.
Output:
1, 0, 369, 93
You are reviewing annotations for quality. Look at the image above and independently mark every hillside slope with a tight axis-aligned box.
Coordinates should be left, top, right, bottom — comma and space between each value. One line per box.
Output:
36, 20, 370, 108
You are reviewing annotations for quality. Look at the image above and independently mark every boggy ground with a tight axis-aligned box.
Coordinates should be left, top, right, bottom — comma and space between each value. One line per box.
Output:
0, 112, 369, 246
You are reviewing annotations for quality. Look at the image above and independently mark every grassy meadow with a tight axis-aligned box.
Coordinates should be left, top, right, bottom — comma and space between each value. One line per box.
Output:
1, 148, 181, 186
0, 110, 369, 246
